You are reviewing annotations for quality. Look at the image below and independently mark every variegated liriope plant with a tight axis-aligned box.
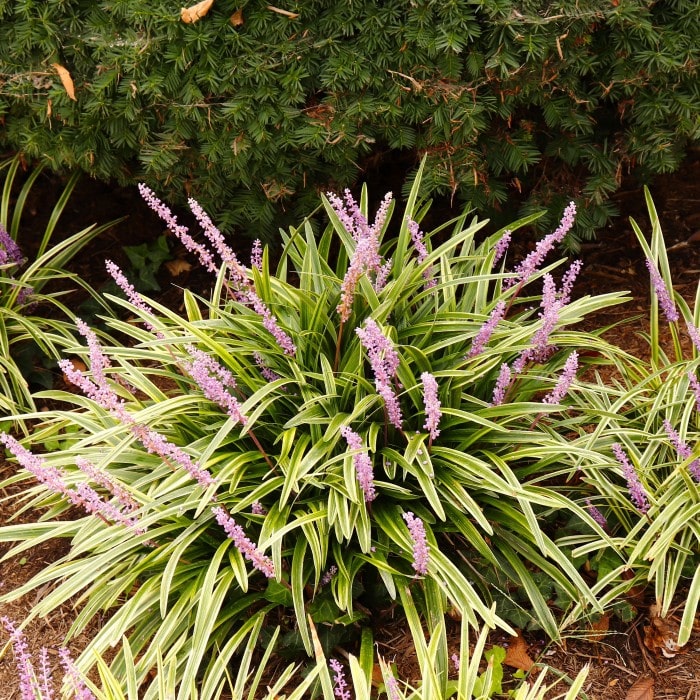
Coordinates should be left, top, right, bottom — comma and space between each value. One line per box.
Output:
3, 160, 677, 699
0, 155, 116, 429
556, 188, 700, 649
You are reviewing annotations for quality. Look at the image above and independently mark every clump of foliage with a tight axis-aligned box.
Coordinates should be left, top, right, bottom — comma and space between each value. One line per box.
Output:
0, 156, 115, 428
0, 169, 698, 698
0, 0, 697, 240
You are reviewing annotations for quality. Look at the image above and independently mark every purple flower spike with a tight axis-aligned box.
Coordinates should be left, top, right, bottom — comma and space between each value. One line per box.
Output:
491, 363, 512, 406
320, 565, 338, 586
686, 322, 700, 355
560, 260, 583, 306
0, 225, 23, 266
212, 506, 275, 578
356, 319, 403, 429
329, 190, 393, 321
188, 197, 248, 286
244, 288, 297, 356
492, 229, 511, 267
2, 617, 37, 700
688, 371, 700, 412
662, 419, 700, 483
585, 498, 608, 529
408, 218, 436, 289
421, 372, 441, 442
467, 301, 506, 358
251, 239, 263, 269
139, 184, 220, 275
59, 322, 216, 490
182, 345, 247, 425
106, 260, 162, 337
329, 658, 352, 700
385, 673, 402, 700
340, 426, 377, 502
611, 443, 650, 514
0, 433, 146, 534
646, 259, 679, 323
402, 511, 429, 575
251, 500, 266, 515
506, 201, 576, 288
542, 351, 579, 404
59, 648, 96, 700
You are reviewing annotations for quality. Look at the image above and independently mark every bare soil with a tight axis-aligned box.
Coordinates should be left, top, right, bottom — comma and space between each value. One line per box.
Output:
1, 152, 700, 698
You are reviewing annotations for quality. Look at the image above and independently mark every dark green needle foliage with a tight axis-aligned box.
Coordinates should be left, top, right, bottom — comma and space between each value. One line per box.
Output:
0, 1, 697, 236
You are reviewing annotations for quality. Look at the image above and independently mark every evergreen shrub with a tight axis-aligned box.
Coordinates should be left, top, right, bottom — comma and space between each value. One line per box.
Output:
0, 0, 697, 239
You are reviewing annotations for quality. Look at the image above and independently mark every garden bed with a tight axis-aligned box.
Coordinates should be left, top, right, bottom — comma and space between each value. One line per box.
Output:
1, 150, 700, 698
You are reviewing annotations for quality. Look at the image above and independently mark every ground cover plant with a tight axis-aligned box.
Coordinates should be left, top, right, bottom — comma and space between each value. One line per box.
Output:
0, 0, 697, 239
0, 155, 116, 430
0, 167, 698, 697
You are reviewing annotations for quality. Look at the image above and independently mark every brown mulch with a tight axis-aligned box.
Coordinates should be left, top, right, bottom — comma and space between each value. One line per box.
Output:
2, 151, 700, 698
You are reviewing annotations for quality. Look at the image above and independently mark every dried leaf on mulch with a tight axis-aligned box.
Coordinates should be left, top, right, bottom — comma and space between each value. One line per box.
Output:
643, 603, 683, 658
165, 259, 192, 277
504, 632, 534, 672
625, 676, 654, 700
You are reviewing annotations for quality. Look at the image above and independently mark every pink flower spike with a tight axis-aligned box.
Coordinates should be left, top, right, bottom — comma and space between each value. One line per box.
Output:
506, 201, 576, 288
542, 351, 579, 405
182, 345, 247, 425
646, 259, 679, 323
329, 658, 352, 700
340, 426, 376, 502
2, 617, 37, 700
105, 260, 162, 337
492, 229, 511, 267
212, 506, 275, 578
491, 363, 512, 406
251, 239, 263, 269
611, 443, 650, 514
356, 319, 403, 429
402, 511, 429, 575
420, 372, 441, 442
59, 648, 96, 700
467, 300, 506, 358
